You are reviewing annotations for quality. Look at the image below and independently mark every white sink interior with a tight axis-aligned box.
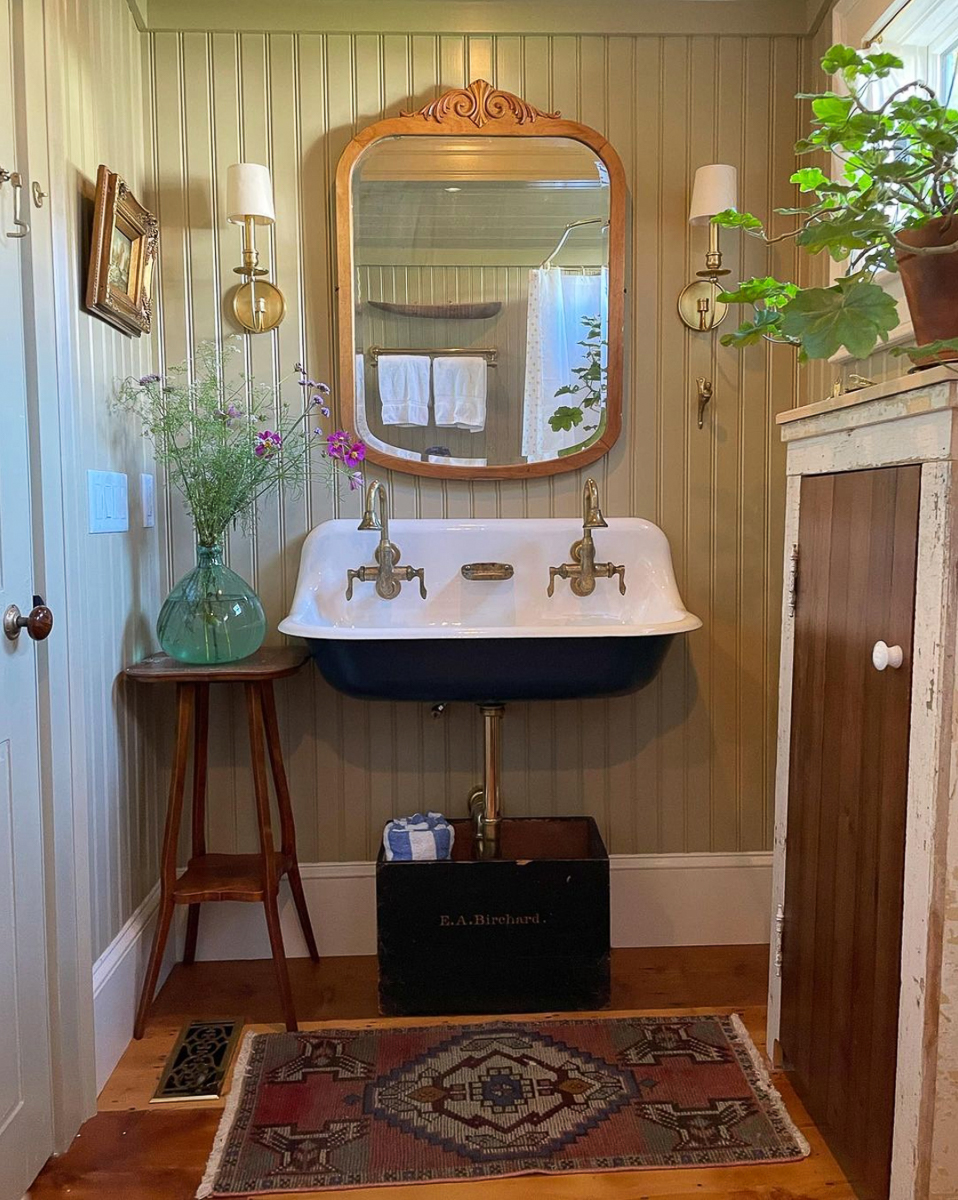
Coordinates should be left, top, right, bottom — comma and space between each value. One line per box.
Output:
280, 517, 701, 640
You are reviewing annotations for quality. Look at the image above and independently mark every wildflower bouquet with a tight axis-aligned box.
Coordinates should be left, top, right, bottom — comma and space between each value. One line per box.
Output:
117, 338, 366, 663
116, 338, 364, 546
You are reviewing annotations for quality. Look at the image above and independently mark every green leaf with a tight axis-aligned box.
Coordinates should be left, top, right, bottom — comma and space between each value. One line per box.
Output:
791, 166, 829, 192
812, 95, 854, 124
865, 50, 904, 76
548, 406, 584, 433
821, 44, 862, 76
718, 276, 798, 306
711, 208, 763, 231
891, 338, 958, 360
779, 279, 899, 360
720, 309, 784, 348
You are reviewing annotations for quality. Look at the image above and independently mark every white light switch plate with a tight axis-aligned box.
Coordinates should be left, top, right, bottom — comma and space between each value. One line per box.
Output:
141, 473, 155, 528
87, 470, 129, 533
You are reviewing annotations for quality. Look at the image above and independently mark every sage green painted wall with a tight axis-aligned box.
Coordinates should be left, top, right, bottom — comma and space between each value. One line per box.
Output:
44, 0, 163, 960
147, 28, 803, 864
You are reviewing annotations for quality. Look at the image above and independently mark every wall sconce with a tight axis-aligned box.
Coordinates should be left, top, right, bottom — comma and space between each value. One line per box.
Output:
677, 163, 738, 332
226, 162, 286, 334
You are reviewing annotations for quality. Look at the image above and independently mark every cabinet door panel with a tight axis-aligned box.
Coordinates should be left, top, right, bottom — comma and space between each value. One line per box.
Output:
781, 465, 920, 1200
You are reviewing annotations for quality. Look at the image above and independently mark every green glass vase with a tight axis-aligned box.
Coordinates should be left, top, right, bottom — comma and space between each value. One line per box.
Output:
157, 544, 266, 665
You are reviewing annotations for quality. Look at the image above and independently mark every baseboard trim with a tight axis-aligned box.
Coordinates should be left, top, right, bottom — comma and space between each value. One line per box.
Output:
91, 851, 771, 1091
188, 851, 772, 962
91, 884, 179, 1093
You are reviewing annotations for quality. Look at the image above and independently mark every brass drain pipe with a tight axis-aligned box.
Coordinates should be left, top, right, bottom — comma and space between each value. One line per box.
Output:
468, 703, 505, 854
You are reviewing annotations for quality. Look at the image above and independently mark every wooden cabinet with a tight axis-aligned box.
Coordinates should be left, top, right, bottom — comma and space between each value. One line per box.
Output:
768, 369, 958, 1200
781, 468, 920, 1199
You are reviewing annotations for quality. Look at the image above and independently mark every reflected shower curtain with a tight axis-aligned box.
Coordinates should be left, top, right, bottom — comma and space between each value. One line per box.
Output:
522, 267, 609, 463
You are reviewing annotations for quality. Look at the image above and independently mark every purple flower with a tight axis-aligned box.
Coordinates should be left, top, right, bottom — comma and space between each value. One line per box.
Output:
327, 431, 366, 469
255, 429, 282, 458
315, 382, 331, 396
326, 430, 350, 461
348, 470, 364, 491
138, 373, 161, 385
216, 403, 242, 425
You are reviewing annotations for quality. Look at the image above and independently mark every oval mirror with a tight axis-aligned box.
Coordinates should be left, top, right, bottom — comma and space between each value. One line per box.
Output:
336, 81, 626, 480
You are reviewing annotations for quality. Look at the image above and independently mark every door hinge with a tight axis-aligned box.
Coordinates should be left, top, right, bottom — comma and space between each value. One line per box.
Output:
787, 545, 799, 618
774, 903, 785, 977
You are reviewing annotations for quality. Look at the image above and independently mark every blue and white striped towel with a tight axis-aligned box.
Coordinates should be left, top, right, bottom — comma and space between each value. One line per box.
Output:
383, 812, 455, 862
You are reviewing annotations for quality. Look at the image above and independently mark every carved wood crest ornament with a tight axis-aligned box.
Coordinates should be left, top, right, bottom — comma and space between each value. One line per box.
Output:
401, 79, 560, 128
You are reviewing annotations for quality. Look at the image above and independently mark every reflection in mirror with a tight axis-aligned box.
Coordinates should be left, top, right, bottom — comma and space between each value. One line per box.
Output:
351, 136, 610, 471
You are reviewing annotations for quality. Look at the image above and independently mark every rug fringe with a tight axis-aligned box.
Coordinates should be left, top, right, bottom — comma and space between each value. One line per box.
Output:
196, 1029, 260, 1199
729, 1012, 810, 1158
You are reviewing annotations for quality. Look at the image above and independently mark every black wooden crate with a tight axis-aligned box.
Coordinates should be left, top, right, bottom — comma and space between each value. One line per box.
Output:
376, 816, 610, 1016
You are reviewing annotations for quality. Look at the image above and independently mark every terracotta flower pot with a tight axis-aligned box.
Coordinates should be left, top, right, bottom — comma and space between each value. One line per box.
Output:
896, 215, 958, 364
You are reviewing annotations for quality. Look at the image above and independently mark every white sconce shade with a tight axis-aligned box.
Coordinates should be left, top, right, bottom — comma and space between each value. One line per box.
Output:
688, 164, 738, 225
226, 162, 275, 225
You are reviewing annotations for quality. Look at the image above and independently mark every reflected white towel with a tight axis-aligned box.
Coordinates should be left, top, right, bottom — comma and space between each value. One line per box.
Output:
433, 356, 487, 432
379, 354, 430, 426
426, 454, 487, 466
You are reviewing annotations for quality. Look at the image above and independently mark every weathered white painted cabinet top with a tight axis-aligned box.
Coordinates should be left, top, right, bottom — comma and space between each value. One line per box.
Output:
769, 366, 958, 1200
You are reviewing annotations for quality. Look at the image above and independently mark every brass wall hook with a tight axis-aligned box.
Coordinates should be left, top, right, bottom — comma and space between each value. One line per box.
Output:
696, 377, 713, 429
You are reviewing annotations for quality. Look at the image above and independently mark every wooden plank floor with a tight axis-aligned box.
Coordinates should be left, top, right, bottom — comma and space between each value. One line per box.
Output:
30, 947, 854, 1199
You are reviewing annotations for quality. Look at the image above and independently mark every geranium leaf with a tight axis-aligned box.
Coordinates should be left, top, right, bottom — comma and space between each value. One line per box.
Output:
779, 280, 898, 360
821, 44, 863, 75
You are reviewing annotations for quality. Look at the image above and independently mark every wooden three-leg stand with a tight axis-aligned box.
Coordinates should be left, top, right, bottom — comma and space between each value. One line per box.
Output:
126, 648, 318, 1039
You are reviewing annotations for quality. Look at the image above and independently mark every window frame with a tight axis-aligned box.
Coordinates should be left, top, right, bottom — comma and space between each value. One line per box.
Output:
828, 0, 958, 361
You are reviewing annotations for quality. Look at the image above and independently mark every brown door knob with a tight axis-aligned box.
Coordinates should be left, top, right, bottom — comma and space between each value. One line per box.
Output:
3, 595, 54, 642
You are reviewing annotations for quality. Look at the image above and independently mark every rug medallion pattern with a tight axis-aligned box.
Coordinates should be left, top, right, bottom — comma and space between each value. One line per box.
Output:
198, 1015, 808, 1196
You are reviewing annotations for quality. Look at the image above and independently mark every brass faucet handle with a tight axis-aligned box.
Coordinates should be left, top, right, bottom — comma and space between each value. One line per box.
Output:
611, 564, 627, 595
547, 564, 570, 596
407, 566, 427, 599
346, 566, 371, 600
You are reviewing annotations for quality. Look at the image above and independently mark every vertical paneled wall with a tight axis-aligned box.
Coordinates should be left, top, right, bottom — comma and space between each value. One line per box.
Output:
148, 30, 802, 863
798, 12, 914, 403
44, 0, 162, 959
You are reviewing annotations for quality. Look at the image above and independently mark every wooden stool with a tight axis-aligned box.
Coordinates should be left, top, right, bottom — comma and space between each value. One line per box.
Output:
126, 647, 318, 1038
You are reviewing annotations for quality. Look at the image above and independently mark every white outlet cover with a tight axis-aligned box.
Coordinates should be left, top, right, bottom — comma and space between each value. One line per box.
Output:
88, 470, 129, 533
141, 473, 155, 528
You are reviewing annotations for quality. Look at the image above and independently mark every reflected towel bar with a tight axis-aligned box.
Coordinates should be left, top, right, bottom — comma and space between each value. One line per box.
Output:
368, 346, 498, 368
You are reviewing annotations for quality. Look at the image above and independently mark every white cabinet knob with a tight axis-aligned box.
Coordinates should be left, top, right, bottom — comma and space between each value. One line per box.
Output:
872, 640, 904, 671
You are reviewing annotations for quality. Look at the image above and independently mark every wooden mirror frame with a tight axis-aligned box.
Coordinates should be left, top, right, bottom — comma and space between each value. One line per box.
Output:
336, 80, 627, 481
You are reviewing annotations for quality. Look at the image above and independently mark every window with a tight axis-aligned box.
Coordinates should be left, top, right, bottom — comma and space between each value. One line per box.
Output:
828, 0, 958, 358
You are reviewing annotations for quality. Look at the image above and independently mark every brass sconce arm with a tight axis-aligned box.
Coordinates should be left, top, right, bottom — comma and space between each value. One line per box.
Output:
227, 163, 286, 335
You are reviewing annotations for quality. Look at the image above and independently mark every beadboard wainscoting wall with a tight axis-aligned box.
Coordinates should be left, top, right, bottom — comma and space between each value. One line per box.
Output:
42, 0, 163, 966
799, 2, 918, 403
146, 30, 803, 868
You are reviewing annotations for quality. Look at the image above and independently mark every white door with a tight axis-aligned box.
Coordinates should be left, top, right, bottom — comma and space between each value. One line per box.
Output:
0, 0, 55, 1195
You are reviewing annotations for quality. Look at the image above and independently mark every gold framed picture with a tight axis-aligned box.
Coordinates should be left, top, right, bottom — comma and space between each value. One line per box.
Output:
86, 164, 157, 337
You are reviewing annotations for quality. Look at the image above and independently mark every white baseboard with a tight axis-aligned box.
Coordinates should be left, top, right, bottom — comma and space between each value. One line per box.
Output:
91, 884, 180, 1093
608, 852, 772, 947
91, 851, 771, 1091
188, 851, 772, 962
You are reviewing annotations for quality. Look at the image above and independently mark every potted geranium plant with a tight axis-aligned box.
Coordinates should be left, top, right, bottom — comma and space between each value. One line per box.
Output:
713, 43, 958, 364
117, 338, 364, 665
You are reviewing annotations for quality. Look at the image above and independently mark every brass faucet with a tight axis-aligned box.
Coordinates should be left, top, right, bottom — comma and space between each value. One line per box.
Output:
547, 477, 626, 597
346, 480, 427, 601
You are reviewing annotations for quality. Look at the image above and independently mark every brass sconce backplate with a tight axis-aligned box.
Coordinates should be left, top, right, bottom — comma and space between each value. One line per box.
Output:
678, 279, 729, 332
232, 279, 287, 334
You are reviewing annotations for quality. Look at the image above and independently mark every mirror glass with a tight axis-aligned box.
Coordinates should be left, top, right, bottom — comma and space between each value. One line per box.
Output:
351, 135, 611, 471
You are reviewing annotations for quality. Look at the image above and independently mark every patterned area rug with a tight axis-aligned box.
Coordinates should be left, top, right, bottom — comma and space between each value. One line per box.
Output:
198, 1014, 809, 1196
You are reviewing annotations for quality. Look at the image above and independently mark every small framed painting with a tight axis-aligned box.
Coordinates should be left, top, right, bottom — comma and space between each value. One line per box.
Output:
86, 164, 157, 337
